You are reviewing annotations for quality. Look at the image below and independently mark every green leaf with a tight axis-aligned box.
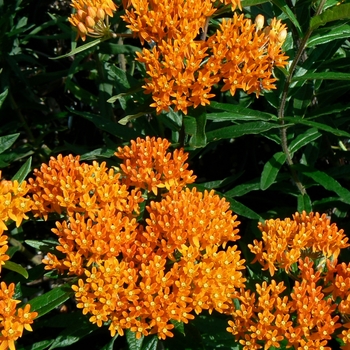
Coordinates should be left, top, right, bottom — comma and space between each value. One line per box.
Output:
25, 240, 58, 254
126, 329, 144, 350
141, 335, 159, 350
206, 122, 279, 142
241, 0, 271, 6
50, 37, 108, 59
260, 152, 287, 190
69, 109, 139, 140
297, 194, 312, 213
289, 128, 322, 154
189, 107, 207, 148
19, 340, 54, 350
225, 197, 262, 220
310, 3, 350, 30
225, 179, 261, 197
3, 261, 28, 279
101, 336, 119, 350
0, 89, 8, 108
292, 72, 350, 81
293, 164, 350, 204
170, 320, 185, 336
272, 0, 303, 37
49, 321, 97, 349
308, 23, 350, 47
283, 117, 350, 138
12, 157, 32, 183
28, 284, 74, 318
0, 133, 20, 154
207, 102, 277, 121
118, 112, 146, 125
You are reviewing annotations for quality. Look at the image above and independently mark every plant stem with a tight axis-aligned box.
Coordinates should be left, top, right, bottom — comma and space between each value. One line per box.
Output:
278, 0, 327, 196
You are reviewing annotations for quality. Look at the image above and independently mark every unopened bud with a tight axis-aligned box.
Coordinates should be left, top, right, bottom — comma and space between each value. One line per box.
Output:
278, 28, 287, 43
96, 8, 105, 20
77, 22, 88, 34
77, 9, 86, 21
255, 14, 265, 31
85, 16, 95, 28
87, 6, 97, 19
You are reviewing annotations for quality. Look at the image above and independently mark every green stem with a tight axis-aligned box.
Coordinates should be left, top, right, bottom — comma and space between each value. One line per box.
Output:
278, 0, 327, 196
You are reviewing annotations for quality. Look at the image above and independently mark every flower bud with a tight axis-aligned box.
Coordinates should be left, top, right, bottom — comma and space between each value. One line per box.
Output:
278, 28, 287, 43
77, 9, 86, 21
96, 8, 105, 20
77, 22, 88, 34
85, 16, 96, 29
255, 14, 264, 31
87, 6, 97, 19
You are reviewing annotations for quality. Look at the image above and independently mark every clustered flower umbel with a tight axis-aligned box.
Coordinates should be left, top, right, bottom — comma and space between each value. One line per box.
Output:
226, 212, 350, 350
29, 137, 246, 339
68, 0, 288, 114
0, 172, 37, 350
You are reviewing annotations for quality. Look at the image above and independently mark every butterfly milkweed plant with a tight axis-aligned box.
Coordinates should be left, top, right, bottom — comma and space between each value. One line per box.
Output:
1, 0, 350, 349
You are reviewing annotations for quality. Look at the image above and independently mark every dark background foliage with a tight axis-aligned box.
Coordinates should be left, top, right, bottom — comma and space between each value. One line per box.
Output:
1, 0, 350, 348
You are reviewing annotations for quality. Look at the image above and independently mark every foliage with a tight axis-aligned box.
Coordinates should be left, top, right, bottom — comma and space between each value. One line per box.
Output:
0, 0, 350, 349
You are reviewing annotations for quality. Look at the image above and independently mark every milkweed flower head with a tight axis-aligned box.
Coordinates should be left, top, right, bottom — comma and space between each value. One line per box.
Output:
0, 282, 38, 350
34, 138, 245, 339
248, 211, 349, 276
115, 136, 196, 195
227, 257, 342, 350
122, 0, 288, 114
68, 0, 118, 41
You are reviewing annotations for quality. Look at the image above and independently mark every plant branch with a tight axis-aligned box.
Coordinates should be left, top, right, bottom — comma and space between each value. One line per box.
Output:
278, 0, 327, 196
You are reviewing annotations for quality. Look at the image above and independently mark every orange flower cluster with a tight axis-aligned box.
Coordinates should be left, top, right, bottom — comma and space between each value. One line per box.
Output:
122, 0, 288, 114
68, 0, 118, 41
0, 172, 33, 274
31, 137, 245, 339
0, 282, 37, 350
248, 211, 349, 276
115, 136, 196, 194
227, 258, 341, 350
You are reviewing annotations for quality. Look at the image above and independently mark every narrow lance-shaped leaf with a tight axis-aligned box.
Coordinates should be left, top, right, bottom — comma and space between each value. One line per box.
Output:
12, 157, 32, 183
292, 72, 350, 82
0, 89, 8, 108
206, 122, 280, 142
297, 194, 312, 213
293, 164, 350, 204
0, 133, 20, 154
260, 152, 287, 190
3, 261, 29, 279
283, 117, 350, 138
126, 329, 144, 350
289, 128, 322, 155
28, 284, 74, 318
310, 3, 350, 30
50, 37, 109, 59
272, 0, 303, 37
